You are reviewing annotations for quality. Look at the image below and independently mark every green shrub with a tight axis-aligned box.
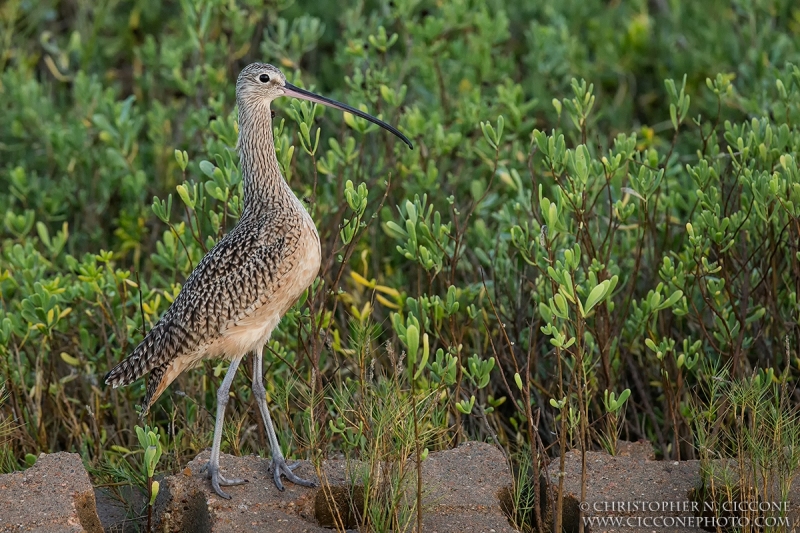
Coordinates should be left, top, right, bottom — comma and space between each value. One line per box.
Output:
1, 2, 799, 528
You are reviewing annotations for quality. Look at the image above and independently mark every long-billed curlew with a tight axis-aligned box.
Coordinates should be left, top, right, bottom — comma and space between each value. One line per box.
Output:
105, 63, 412, 498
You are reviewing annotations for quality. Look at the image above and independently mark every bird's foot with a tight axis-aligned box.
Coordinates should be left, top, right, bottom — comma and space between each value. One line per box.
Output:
270, 456, 317, 491
201, 461, 247, 499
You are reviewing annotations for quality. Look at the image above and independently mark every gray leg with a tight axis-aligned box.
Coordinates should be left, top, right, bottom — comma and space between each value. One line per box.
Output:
252, 346, 317, 490
203, 356, 247, 499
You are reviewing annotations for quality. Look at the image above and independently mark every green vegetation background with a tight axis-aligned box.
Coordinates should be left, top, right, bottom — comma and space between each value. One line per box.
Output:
1, 0, 800, 522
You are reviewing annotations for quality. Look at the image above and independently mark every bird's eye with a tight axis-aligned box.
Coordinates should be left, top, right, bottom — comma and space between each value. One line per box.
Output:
259, 74, 270, 83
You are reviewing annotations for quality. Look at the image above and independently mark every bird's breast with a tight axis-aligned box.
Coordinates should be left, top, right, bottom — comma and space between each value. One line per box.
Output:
288, 209, 322, 305
195, 204, 321, 361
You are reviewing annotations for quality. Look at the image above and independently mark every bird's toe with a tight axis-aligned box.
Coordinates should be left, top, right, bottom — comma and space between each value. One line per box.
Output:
204, 461, 246, 498
284, 469, 317, 488
218, 474, 247, 486
211, 478, 233, 499
270, 457, 317, 489
272, 468, 286, 492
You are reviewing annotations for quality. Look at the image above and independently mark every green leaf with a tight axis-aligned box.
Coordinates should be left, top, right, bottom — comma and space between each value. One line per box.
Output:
456, 395, 476, 415
149, 480, 160, 506
405, 324, 420, 365
660, 289, 683, 310
582, 279, 610, 316
414, 333, 430, 380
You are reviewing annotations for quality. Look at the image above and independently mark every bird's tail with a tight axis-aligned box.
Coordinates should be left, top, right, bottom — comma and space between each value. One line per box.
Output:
139, 361, 173, 417
105, 322, 185, 416
104, 327, 163, 390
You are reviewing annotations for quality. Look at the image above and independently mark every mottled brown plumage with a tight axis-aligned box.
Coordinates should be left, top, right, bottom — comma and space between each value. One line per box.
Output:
105, 63, 411, 498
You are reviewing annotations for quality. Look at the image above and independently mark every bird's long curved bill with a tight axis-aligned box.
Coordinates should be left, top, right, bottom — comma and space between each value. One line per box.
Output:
283, 82, 413, 149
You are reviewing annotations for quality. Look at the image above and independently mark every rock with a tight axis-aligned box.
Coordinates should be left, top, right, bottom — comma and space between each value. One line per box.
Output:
419, 441, 518, 533
0, 452, 103, 533
546, 445, 800, 533
153, 450, 324, 533
614, 439, 655, 461
93, 485, 147, 532
155, 441, 518, 532
547, 447, 704, 533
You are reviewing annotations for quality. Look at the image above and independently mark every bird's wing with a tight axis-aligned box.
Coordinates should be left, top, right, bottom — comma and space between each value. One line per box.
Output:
104, 219, 298, 393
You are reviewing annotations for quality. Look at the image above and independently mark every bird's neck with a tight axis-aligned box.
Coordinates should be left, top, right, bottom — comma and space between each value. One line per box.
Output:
237, 100, 292, 215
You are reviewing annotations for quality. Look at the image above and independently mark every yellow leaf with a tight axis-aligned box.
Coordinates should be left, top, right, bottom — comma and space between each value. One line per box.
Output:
350, 271, 376, 288
375, 294, 400, 309
374, 284, 400, 298
128, 8, 140, 29
338, 291, 356, 306
60, 352, 81, 367
343, 112, 357, 129
232, 42, 250, 60
499, 169, 514, 188
360, 301, 372, 319
111, 445, 132, 455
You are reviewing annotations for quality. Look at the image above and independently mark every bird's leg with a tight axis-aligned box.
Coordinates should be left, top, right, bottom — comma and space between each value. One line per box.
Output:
253, 346, 317, 491
203, 356, 247, 499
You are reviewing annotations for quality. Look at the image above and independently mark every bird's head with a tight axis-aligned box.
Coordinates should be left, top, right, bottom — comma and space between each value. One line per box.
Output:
236, 62, 413, 149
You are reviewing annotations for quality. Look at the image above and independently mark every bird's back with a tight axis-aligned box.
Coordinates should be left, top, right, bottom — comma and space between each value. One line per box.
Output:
105, 203, 320, 413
